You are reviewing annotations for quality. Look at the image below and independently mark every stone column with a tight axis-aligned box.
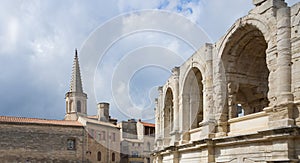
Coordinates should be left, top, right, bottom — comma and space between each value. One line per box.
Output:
206, 139, 215, 163
276, 6, 293, 103
266, 6, 295, 129
173, 151, 180, 163
157, 154, 163, 163
205, 43, 214, 122
155, 98, 160, 140
172, 67, 180, 133
158, 86, 164, 139
202, 80, 208, 122
228, 82, 238, 119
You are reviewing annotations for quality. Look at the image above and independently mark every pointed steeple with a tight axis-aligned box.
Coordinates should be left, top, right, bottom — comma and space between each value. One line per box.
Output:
65, 49, 87, 120
69, 49, 83, 93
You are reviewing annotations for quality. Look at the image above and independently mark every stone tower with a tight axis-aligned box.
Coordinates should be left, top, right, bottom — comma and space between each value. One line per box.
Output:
65, 49, 87, 120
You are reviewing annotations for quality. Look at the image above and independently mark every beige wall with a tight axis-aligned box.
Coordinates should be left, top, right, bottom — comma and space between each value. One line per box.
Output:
86, 122, 121, 163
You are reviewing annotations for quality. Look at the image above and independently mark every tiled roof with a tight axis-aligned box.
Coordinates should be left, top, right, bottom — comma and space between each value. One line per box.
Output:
140, 121, 155, 127
0, 116, 83, 127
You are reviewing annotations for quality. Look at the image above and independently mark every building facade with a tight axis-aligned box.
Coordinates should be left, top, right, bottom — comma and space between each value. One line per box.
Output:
0, 50, 121, 162
0, 116, 86, 162
119, 119, 155, 163
153, 0, 300, 162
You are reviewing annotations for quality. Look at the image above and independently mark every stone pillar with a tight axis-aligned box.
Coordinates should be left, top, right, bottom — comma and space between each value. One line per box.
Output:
206, 139, 215, 163
266, 6, 295, 129
215, 113, 228, 137
158, 86, 164, 139
157, 154, 163, 163
172, 67, 180, 133
202, 80, 208, 122
171, 67, 181, 143
276, 6, 293, 103
173, 151, 180, 163
228, 82, 238, 119
155, 98, 160, 141
205, 43, 214, 122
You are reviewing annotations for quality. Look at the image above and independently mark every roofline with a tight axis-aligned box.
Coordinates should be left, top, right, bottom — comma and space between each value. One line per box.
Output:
0, 121, 83, 127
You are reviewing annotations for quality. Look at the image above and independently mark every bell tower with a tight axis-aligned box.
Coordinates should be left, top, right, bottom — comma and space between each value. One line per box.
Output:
65, 49, 87, 120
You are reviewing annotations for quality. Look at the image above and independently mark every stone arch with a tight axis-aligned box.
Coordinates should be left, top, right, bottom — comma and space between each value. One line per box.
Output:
213, 15, 277, 135
221, 23, 270, 119
163, 87, 174, 138
180, 60, 206, 95
182, 67, 204, 130
218, 14, 275, 56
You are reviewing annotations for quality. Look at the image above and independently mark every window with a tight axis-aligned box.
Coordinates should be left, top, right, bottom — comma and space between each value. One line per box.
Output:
97, 131, 101, 141
112, 152, 115, 162
77, 101, 81, 112
101, 131, 106, 140
97, 151, 101, 161
112, 133, 116, 141
67, 139, 75, 150
132, 151, 139, 158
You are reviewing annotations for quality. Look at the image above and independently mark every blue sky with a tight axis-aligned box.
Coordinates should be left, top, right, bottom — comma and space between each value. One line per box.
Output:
0, 0, 298, 122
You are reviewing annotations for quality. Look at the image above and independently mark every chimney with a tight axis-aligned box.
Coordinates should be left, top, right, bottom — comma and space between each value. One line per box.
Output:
97, 102, 109, 122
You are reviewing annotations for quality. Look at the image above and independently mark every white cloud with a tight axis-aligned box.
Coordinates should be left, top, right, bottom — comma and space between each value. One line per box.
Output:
1, 0, 296, 122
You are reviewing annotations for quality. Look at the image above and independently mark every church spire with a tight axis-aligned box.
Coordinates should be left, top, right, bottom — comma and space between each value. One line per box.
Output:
65, 49, 87, 120
69, 49, 83, 93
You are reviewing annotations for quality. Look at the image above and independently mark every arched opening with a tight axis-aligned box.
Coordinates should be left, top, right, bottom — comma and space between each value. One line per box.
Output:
77, 101, 81, 112
112, 152, 115, 162
164, 88, 174, 137
182, 67, 203, 130
97, 151, 101, 161
222, 24, 269, 118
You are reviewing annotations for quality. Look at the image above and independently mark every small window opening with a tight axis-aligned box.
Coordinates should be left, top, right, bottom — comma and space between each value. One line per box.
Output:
237, 104, 244, 117
67, 139, 76, 150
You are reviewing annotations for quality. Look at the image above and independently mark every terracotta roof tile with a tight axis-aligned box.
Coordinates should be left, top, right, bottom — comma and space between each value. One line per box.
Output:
0, 116, 83, 127
140, 121, 155, 127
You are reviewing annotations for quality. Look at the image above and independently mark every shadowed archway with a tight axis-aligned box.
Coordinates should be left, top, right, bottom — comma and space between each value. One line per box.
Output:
182, 67, 204, 130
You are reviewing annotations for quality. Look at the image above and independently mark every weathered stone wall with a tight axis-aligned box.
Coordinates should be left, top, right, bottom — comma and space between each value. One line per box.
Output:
291, 3, 300, 101
153, 0, 300, 162
0, 123, 86, 162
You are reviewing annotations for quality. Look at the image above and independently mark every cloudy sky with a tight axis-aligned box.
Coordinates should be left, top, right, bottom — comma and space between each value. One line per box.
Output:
0, 0, 298, 122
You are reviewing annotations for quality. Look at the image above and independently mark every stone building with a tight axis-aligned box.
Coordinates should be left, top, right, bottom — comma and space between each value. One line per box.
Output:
153, 0, 300, 162
119, 119, 155, 163
0, 50, 120, 162
0, 116, 86, 162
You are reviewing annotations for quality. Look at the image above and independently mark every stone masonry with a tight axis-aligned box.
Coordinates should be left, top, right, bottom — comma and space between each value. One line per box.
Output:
0, 119, 85, 162
153, 0, 300, 162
